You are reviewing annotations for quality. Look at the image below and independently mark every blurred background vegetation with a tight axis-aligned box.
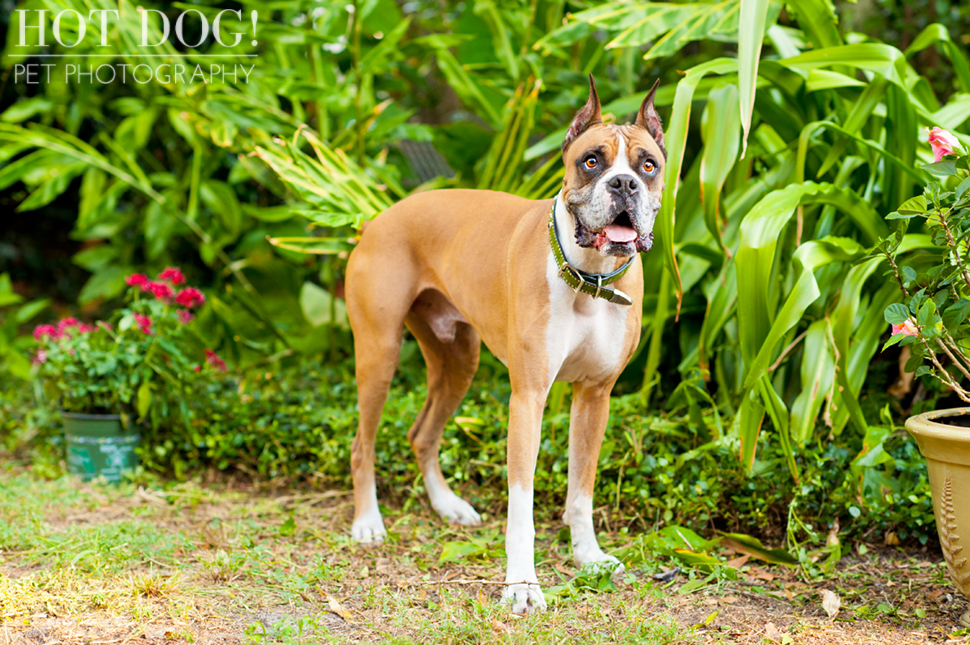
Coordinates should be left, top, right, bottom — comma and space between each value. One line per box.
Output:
2, 0, 970, 555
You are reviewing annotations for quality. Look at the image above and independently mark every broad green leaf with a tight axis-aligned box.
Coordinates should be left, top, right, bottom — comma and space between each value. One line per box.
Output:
657, 57, 738, 311
737, 0, 770, 157
699, 84, 741, 248
719, 532, 799, 565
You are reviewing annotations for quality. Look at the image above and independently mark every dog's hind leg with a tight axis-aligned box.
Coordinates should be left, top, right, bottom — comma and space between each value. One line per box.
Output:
346, 266, 413, 543
405, 299, 482, 525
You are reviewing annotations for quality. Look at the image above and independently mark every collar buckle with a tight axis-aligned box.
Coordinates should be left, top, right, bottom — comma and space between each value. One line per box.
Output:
558, 262, 583, 293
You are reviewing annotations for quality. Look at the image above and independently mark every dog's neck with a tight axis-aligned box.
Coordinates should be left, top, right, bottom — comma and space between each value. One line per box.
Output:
553, 194, 626, 276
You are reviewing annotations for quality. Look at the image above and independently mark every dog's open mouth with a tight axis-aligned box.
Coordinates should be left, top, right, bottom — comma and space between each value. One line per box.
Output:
576, 211, 638, 250
602, 211, 638, 244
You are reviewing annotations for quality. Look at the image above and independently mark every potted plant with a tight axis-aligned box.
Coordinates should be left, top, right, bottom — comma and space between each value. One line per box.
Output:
32, 268, 216, 481
878, 127, 970, 627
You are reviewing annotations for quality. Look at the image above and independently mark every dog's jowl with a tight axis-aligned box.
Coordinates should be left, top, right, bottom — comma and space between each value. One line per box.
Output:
345, 75, 666, 615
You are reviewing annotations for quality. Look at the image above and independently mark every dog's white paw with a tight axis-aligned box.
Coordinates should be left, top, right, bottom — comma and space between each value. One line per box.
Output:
574, 545, 625, 579
504, 582, 546, 615
579, 556, 625, 579
432, 493, 482, 526
351, 510, 387, 544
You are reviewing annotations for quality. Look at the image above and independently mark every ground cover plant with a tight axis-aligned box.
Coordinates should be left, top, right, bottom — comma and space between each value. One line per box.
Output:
0, 469, 968, 644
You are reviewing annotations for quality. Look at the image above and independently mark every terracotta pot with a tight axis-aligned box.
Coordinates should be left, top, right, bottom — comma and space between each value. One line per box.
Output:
906, 407, 970, 627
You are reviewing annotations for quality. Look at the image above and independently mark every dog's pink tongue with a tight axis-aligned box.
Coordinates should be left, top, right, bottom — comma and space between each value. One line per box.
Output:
604, 224, 637, 243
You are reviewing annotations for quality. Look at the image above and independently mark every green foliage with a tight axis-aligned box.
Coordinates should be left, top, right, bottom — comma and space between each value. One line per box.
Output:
876, 142, 970, 401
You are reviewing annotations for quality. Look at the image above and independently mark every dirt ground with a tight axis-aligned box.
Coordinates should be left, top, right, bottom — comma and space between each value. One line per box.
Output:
1, 476, 969, 644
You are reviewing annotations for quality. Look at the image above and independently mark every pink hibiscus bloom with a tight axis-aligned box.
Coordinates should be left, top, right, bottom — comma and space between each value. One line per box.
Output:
927, 127, 960, 163
891, 318, 919, 337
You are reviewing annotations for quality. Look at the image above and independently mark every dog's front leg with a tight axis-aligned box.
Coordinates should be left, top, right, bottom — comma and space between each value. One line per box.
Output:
503, 387, 548, 614
563, 381, 624, 576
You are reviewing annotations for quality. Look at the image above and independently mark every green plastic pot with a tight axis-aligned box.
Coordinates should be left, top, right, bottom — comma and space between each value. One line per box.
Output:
906, 408, 970, 628
63, 412, 140, 482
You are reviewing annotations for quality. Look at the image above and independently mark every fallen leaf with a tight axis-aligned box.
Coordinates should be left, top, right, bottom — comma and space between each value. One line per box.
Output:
826, 519, 840, 547
885, 531, 900, 546
327, 594, 352, 621
765, 622, 783, 642
821, 589, 841, 617
725, 554, 751, 569
783, 585, 794, 601
720, 595, 739, 604
927, 589, 947, 601
491, 619, 510, 634
653, 567, 680, 582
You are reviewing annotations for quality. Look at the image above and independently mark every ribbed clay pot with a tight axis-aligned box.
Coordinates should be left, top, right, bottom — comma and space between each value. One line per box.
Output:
906, 408, 970, 627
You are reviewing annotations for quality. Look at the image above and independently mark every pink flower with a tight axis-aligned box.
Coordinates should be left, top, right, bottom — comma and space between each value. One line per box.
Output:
927, 127, 960, 163
144, 280, 174, 301
891, 318, 919, 337
78, 323, 96, 334
177, 309, 195, 325
98, 322, 113, 332
193, 365, 201, 372
57, 317, 79, 336
33, 324, 57, 342
134, 313, 153, 335
158, 267, 186, 285
33, 349, 47, 365
204, 349, 227, 372
126, 273, 148, 287
175, 288, 205, 309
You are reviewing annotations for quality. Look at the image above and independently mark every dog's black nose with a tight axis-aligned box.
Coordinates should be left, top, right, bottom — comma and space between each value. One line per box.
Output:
608, 174, 638, 195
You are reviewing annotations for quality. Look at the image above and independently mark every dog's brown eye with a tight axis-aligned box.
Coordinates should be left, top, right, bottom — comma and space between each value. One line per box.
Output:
643, 160, 655, 173
584, 156, 597, 169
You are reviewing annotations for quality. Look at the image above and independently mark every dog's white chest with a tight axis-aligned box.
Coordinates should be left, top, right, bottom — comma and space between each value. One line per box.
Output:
545, 253, 630, 383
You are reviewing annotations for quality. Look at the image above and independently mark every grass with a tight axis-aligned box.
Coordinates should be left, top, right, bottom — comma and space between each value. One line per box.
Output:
0, 468, 968, 644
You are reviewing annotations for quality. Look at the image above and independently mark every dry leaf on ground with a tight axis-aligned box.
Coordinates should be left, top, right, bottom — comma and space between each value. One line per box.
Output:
821, 589, 841, 617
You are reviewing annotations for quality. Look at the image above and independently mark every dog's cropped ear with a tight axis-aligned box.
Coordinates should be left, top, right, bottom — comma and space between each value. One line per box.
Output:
562, 74, 603, 154
636, 79, 665, 157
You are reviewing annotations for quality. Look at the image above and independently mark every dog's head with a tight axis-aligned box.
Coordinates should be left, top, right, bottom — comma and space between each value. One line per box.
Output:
560, 75, 666, 257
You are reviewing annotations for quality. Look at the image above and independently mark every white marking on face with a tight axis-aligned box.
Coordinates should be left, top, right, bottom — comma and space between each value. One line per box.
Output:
566, 131, 661, 251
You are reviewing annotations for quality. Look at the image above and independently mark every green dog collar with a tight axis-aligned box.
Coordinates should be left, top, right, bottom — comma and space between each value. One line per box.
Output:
548, 197, 635, 306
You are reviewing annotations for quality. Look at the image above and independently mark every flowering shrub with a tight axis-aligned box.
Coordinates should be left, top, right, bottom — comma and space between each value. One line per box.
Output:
33, 268, 228, 420
879, 128, 970, 402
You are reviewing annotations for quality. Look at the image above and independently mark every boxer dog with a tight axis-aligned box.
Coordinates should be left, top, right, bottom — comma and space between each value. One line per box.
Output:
345, 75, 665, 614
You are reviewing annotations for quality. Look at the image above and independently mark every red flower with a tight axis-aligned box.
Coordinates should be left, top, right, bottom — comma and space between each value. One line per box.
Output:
177, 309, 195, 325
57, 317, 80, 336
193, 365, 201, 372
145, 281, 174, 301
175, 288, 205, 309
927, 127, 960, 163
134, 313, 153, 335
204, 349, 227, 372
126, 273, 148, 287
33, 324, 57, 342
158, 267, 186, 285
